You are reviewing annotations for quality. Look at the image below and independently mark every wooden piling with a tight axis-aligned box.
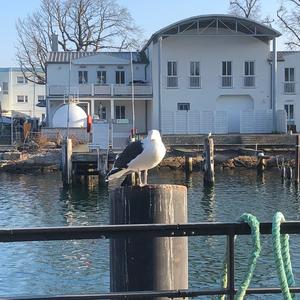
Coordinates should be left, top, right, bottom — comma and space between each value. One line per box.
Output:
295, 135, 300, 183
110, 185, 188, 299
203, 136, 215, 186
97, 149, 108, 186
257, 157, 266, 175
62, 138, 72, 186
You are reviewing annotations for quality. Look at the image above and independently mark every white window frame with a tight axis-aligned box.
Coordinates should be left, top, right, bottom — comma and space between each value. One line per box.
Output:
97, 71, 107, 84
78, 71, 88, 84
115, 105, 126, 119
167, 61, 178, 88
17, 95, 28, 103
189, 61, 201, 88
284, 67, 296, 94
284, 104, 294, 123
116, 71, 125, 84
221, 61, 233, 88
244, 61, 255, 87
16, 76, 27, 84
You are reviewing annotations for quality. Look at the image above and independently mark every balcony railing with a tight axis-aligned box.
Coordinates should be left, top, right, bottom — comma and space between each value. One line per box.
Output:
284, 82, 296, 94
47, 83, 153, 97
167, 76, 178, 88
243, 75, 255, 88
189, 76, 201, 88
221, 75, 233, 88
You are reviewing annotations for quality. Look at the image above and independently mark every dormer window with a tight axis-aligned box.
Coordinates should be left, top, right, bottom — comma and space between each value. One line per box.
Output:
116, 71, 125, 84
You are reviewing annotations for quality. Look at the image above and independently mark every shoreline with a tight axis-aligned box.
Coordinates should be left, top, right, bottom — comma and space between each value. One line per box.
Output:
0, 147, 295, 174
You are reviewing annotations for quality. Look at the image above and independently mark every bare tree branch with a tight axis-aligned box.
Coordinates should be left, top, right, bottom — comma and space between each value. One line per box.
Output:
277, 0, 300, 49
16, 0, 143, 84
228, 0, 261, 19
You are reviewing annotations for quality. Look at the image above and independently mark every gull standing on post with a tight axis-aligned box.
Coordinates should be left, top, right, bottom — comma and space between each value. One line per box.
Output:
105, 130, 166, 186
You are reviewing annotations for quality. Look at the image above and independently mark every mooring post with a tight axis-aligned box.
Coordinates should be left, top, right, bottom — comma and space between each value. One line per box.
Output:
97, 150, 107, 186
110, 185, 188, 300
203, 136, 215, 186
257, 157, 266, 175
62, 138, 72, 186
185, 156, 193, 173
295, 135, 300, 184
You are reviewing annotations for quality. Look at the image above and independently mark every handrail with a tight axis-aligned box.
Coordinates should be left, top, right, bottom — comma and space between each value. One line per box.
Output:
1, 221, 300, 299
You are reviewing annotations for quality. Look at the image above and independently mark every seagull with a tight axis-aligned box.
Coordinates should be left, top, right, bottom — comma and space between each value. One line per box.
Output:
105, 129, 166, 186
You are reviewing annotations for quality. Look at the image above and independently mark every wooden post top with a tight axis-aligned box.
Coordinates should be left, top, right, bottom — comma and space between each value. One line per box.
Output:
112, 184, 187, 193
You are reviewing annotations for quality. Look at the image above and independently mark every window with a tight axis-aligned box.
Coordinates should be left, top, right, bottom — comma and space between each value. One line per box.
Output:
115, 105, 125, 119
284, 104, 294, 124
285, 68, 295, 82
116, 71, 125, 84
190, 61, 200, 88
97, 71, 107, 84
17, 95, 28, 103
78, 71, 88, 84
244, 61, 255, 87
177, 103, 190, 111
167, 61, 178, 88
17, 76, 27, 84
2, 82, 8, 94
284, 68, 295, 93
221, 61, 232, 88
38, 95, 44, 101
97, 103, 106, 120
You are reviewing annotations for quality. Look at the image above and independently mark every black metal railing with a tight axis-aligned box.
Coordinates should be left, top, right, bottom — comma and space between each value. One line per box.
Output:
1, 221, 300, 299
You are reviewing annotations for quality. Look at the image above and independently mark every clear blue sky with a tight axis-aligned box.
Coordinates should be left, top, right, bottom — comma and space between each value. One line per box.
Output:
0, 0, 283, 67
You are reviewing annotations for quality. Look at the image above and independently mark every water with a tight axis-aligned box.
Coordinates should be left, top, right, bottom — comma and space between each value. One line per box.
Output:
0, 169, 300, 299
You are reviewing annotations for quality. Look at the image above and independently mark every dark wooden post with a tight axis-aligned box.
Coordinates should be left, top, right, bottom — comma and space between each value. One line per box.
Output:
110, 185, 188, 300
257, 157, 266, 174
62, 138, 72, 186
185, 156, 193, 173
203, 136, 215, 186
295, 135, 300, 183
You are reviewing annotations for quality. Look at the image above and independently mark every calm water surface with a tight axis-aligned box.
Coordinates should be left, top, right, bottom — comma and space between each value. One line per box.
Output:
0, 169, 300, 299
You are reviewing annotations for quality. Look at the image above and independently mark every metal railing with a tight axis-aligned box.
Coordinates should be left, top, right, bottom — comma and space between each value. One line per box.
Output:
284, 82, 296, 94
221, 75, 233, 88
189, 76, 201, 88
1, 221, 300, 299
243, 75, 255, 87
166, 76, 178, 88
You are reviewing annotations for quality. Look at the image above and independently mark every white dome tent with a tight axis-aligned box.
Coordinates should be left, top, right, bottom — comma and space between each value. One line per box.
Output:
52, 103, 87, 128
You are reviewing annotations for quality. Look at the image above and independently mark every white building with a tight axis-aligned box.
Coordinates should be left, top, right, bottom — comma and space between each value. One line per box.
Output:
46, 52, 152, 137
0, 68, 46, 121
46, 14, 300, 136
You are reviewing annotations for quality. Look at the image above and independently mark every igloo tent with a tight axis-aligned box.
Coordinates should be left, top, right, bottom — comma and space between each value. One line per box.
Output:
52, 103, 87, 128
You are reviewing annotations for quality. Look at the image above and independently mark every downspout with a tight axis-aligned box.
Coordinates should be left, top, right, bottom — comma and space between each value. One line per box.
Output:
272, 37, 277, 132
158, 37, 162, 131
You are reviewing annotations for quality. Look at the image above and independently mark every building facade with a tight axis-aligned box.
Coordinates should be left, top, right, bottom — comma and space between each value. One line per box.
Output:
46, 52, 152, 137
0, 68, 46, 121
46, 15, 300, 135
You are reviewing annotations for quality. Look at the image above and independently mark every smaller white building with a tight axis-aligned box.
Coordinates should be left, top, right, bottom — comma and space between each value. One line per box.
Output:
0, 68, 46, 121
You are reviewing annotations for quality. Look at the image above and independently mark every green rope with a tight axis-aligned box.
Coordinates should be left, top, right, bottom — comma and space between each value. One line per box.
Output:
272, 212, 296, 300
235, 213, 261, 300
217, 213, 261, 300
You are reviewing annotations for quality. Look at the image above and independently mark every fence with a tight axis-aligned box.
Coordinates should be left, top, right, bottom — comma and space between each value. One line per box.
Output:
1, 221, 300, 299
162, 110, 287, 134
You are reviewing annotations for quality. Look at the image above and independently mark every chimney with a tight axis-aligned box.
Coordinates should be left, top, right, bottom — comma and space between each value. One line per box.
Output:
51, 34, 58, 52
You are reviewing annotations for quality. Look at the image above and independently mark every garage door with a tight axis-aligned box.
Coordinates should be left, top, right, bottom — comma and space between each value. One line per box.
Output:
216, 95, 254, 133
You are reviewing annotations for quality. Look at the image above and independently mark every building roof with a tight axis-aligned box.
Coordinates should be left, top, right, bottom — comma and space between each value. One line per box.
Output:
47, 51, 148, 64
142, 14, 281, 50
268, 51, 300, 61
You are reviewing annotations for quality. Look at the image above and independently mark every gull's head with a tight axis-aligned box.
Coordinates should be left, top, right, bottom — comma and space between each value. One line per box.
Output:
148, 129, 161, 141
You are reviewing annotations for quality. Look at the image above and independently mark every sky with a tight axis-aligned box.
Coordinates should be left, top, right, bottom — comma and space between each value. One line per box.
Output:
0, 0, 285, 67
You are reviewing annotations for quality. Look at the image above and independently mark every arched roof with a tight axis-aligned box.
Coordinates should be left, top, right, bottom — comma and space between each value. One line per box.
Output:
142, 14, 281, 50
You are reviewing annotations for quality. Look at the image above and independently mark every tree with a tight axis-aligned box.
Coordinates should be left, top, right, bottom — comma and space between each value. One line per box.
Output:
277, 0, 300, 49
16, 0, 143, 84
228, 0, 261, 19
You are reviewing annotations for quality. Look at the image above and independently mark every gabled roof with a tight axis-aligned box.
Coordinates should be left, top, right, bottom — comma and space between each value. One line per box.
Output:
142, 14, 281, 50
47, 51, 148, 64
